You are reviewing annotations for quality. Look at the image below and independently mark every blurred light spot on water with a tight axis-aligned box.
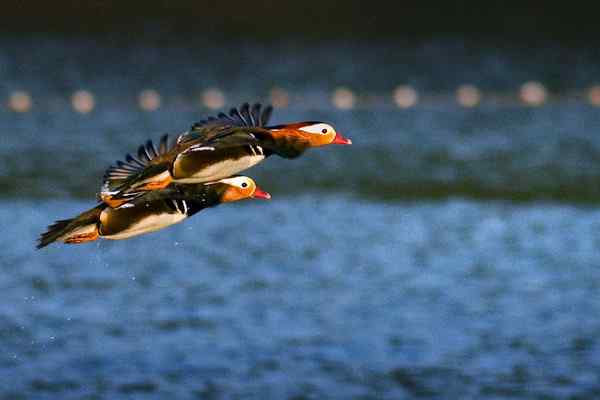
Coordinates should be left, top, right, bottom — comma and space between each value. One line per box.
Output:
138, 89, 161, 111
8, 91, 32, 112
71, 90, 95, 113
202, 88, 225, 110
332, 87, 355, 109
587, 85, 600, 106
393, 85, 418, 108
269, 87, 289, 108
520, 81, 547, 106
456, 84, 481, 107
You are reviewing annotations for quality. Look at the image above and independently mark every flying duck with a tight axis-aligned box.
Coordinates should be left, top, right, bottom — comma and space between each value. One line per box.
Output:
100, 102, 351, 207
37, 176, 270, 248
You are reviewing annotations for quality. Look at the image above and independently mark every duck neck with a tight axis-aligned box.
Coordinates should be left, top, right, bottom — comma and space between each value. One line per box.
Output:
170, 184, 224, 216
264, 126, 310, 158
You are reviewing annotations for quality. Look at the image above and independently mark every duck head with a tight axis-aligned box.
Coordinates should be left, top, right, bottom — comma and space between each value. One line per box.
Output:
215, 176, 271, 203
269, 122, 352, 147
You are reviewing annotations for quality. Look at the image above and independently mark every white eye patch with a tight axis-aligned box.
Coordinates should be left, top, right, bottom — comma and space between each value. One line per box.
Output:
219, 176, 253, 189
299, 123, 333, 135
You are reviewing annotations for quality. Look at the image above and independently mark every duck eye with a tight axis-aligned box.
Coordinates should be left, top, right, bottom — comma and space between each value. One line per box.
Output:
241, 182, 248, 188
321, 128, 328, 134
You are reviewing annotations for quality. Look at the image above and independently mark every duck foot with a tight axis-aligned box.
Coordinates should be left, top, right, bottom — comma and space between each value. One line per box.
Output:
64, 230, 99, 244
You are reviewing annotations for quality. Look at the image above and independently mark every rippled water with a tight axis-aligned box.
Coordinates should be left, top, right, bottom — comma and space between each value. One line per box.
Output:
2, 38, 600, 398
4, 198, 600, 398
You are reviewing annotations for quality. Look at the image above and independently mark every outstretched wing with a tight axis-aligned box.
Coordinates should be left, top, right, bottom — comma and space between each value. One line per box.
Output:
177, 102, 273, 145
178, 129, 268, 155
100, 134, 176, 206
101, 103, 274, 207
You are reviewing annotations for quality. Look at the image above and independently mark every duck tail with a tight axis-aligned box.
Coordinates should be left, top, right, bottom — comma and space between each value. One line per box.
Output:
37, 204, 105, 249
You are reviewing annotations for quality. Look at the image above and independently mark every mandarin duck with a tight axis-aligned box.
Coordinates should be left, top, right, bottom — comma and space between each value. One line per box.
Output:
37, 176, 270, 248
100, 102, 351, 207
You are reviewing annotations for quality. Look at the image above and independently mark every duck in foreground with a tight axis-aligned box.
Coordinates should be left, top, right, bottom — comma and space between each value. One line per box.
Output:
37, 177, 270, 248
101, 102, 351, 207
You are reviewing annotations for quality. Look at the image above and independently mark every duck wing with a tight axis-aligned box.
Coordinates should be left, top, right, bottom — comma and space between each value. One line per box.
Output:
100, 134, 176, 207
101, 103, 274, 207
177, 102, 273, 145
181, 103, 304, 158
178, 128, 271, 154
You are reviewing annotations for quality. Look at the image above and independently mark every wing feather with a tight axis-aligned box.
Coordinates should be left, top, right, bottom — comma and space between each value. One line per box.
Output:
101, 134, 175, 202
180, 102, 274, 145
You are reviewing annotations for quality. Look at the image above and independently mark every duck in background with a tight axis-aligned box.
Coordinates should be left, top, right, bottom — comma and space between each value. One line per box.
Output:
37, 176, 270, 248
100, 102, 351, 207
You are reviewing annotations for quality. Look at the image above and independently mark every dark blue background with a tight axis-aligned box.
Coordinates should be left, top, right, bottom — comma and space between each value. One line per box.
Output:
1, 6, 600, 399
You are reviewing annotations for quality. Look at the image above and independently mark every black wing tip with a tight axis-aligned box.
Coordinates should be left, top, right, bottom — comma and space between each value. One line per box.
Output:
261, 104, 273, 126
102, 133, 174, 194
191, 102, 273, 130
36, 238, 50, 249
36, 219, 71, 249
158, 133, 170, 152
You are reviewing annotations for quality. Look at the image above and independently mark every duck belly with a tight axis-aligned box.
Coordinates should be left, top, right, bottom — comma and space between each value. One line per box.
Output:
173, 154, 265, 183
99, 207, 186, 240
